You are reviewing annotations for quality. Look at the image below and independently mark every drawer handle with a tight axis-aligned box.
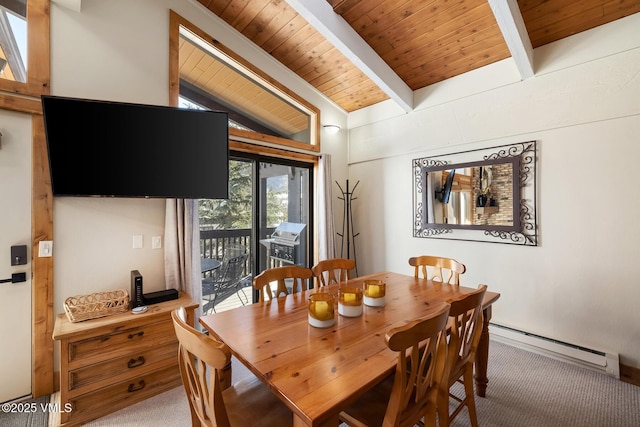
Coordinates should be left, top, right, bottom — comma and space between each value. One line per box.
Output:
128, 331, 144, 339
127, 356, 146, 369
128, 380, 145, 392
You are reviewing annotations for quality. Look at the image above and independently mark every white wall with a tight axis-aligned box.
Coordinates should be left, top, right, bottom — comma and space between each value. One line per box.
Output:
346, 14, 640, 367
47, 0, 348, 314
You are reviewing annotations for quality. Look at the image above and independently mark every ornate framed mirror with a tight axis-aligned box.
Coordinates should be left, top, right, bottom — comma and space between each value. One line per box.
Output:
413, 141, 537, 245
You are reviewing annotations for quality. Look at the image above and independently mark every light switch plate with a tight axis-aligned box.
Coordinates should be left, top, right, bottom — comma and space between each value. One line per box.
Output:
151, 236, 162, 249
132, 235, 143, 249
38, 241, 53, 257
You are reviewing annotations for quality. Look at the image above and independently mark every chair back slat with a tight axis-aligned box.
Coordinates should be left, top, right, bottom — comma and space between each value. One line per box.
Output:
408, 255, 466, 285
446, 285, 487, 377
311, 258, 356, 287
171, 309, 232, 427
253, 265, 313, 302
438, 284, 488, 427
383, 303, 450, 427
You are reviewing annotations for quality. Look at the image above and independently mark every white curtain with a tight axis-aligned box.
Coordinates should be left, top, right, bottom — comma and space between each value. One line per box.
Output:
164, 199, 202, 319
317, 154, 336, 261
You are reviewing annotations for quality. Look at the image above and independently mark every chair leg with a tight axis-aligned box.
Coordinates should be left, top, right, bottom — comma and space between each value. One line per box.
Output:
178, 357, 203, 427
463, 367, 479, 427
237, 286, 249, 305
423, 403, 438, 427
437, 385, 450, 427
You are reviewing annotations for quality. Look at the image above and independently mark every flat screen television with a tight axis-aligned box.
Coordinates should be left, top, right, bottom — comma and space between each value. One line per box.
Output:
41, 95, 229, 199
436, 170, 455, 204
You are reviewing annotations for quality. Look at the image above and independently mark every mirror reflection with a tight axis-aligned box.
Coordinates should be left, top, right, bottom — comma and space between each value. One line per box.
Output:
428, 163, 514, 227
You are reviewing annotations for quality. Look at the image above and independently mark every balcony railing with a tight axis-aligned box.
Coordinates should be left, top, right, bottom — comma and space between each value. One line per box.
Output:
200, 226, 306, 312
201, 227, 251, 259
200, 226, 277, 278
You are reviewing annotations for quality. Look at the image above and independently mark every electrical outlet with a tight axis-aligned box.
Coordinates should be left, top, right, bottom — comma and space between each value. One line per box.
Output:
12, 272, 27, 283
38, 240, 53, 257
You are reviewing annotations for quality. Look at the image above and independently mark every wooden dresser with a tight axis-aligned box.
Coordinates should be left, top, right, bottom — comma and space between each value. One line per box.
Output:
52, 293, 197, 426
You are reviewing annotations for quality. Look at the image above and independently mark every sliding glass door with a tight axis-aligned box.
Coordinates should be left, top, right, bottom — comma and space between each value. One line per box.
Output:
257, 159, 311, 272
199, 154, 313, 311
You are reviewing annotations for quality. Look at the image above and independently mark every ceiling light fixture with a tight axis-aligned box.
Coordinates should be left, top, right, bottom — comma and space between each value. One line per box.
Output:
323, 124, 341, 134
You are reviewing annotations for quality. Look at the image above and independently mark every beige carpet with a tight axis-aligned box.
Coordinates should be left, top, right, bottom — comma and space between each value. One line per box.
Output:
0, 395, 50, 427
82, 340, 640, 427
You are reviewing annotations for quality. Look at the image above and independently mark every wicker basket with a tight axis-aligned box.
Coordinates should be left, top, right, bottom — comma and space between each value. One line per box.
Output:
64, 289, 130, 323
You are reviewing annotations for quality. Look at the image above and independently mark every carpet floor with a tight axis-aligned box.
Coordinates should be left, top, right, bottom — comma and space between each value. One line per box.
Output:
0, 395, 50, 427
74, 340, 640, 426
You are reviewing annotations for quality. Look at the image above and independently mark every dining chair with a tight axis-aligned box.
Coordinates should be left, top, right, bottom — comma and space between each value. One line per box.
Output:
311, 258, 355, 287
408, 255, 466, 285
438, 284, 488, 427
338, 302, 451, 427
253, 265, 313, 302
171, 307, 293, 427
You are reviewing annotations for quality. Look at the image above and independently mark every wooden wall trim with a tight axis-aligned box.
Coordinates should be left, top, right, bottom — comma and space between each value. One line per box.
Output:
31, 115, 54, 397
0, 93, 43, 114
230, 140, 318, 164
229, 128, 320, 160
620, 363, 640, 388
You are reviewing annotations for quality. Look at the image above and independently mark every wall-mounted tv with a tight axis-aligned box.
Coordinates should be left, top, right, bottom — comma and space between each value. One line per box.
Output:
41, 95, 229, 199
436, 170, 455, 204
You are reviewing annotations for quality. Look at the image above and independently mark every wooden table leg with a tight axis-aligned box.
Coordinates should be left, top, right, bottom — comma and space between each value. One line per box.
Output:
293, 413, 339, 427
293, 414, 308, 427
474, 305, 492, 397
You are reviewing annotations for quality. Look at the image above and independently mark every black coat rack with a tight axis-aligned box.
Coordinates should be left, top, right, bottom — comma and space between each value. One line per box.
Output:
336, 180, 359, 275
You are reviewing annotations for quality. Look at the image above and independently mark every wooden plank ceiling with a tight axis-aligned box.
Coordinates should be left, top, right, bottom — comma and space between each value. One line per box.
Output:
196, 0, 640, 113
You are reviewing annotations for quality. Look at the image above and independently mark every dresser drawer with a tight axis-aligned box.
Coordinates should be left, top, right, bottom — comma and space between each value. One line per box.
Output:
67, 341, 178, 393
68, 319, 175, 367
61, 364, 182, 425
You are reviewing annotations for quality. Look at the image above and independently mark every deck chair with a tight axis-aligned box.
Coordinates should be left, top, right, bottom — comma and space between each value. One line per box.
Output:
311, 258, 355, 287
408, 255, 466, 285
438, 285, 488, 427
202, 253, 249, 314
338, 302, 451, 427
253, 265, 313, 302
171, 307, 293, 426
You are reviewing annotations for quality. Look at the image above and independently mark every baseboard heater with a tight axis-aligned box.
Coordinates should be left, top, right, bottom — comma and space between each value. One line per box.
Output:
489, 323, 620, 379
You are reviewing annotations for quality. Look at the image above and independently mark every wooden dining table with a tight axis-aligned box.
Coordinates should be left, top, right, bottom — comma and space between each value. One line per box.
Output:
199, 271, 500, 427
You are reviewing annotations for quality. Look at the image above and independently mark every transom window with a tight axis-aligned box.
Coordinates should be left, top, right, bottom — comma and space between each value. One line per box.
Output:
178, 24, 319, 150
0, 0, 27, 82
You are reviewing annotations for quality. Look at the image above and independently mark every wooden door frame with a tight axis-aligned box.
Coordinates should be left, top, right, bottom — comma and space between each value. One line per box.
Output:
0, 100, 53, 398
0, 0, 53, 398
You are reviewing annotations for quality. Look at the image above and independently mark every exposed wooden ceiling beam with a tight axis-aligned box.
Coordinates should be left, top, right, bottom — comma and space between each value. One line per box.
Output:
285, 0, 414, 112
488, 0, 534, 80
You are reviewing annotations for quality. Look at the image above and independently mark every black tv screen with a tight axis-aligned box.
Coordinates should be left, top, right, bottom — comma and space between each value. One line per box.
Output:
41, 95, 229, 199
439, 170, 455, 204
